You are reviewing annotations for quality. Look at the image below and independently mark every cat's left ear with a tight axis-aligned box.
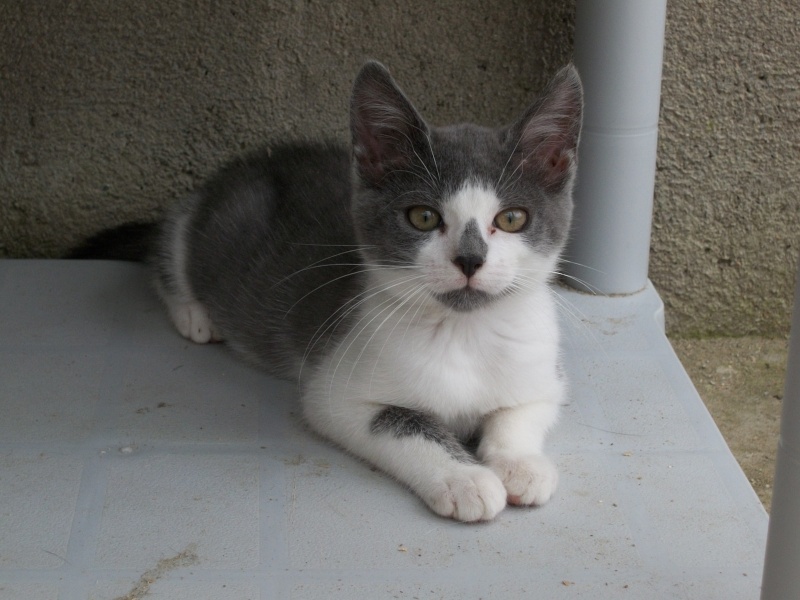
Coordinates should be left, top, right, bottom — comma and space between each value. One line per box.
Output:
508, 65, 583, 192
350, 61, 430, 186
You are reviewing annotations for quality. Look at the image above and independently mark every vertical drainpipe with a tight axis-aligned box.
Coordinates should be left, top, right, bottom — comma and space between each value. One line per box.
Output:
761, 259, 800, 599
564, 0, 668, 295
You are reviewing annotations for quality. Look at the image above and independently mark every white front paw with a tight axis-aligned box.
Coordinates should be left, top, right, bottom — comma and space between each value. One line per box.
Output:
423, 465, 507, 522
486, 454, 558, 506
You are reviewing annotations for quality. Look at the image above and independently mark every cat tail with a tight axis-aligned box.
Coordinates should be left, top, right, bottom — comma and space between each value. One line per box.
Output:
66, 221, 157, 262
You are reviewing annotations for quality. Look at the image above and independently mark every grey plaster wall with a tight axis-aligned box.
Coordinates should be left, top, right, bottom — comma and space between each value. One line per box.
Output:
1, 1, 798, 336
1, 1, 572, 252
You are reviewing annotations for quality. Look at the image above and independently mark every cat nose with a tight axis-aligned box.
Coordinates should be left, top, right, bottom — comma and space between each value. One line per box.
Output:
453, 255, 484, 278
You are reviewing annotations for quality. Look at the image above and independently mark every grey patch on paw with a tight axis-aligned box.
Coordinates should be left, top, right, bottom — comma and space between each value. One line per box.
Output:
370, 405, 475, 464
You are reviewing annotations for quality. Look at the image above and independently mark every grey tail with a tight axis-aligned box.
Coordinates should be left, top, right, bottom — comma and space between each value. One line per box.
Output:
66, 221, 157, 262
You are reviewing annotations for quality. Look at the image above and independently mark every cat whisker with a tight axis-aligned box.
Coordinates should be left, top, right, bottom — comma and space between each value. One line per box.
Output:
388, 165, 438, 190
425, 133, 441, 180
305, 270, 424, 336
371, 121, 439, 190
378, 113, 440, 183
390, 188, 439, 203
503, 278, 579, 340
325, 279, 427, 401
549, 289, 609, 361
397, 118, 440, 182
553, 261, 608, 294
554, 272, 603, 296
365, 283, 430, 397
496, 131, 524, 192
497, 130, 573, 196
557, 258, 606, 275
511, 274, 606, 358
412, 147, 438, 188
513, 265, 604, 296
299, 269, 424, 347
299, 272, 427, 376
283, 263, 420, 316
345, 282, 431, 395
272, 247, 371, 288
497, 150, 526, 196
288, 242, 376, 248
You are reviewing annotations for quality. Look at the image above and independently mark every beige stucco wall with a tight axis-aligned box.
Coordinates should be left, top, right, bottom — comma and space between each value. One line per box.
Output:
653, 1, 799, 336
1, 1, 798, 336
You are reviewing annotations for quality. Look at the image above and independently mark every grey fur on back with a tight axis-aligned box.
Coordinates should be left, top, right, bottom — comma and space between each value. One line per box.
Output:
157, 143, 360, 378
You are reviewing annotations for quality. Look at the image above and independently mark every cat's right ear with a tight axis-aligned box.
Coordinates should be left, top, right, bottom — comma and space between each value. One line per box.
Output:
507, 65, 583, 193
350, 61, 429, 186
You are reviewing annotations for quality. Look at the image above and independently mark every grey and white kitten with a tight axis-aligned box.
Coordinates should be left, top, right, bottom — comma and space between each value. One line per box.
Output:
151, 61, 582, 522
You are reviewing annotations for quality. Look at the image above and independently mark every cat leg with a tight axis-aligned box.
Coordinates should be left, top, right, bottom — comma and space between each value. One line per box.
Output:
303, 401, 507, 522
477, 402, 561, 506
153, 197, 222, 344
165, 298, 221, 344
153, 274, 221, 344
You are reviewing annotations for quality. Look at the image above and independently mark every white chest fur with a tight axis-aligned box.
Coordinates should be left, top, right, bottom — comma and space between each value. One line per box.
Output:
303, 282, 564, 437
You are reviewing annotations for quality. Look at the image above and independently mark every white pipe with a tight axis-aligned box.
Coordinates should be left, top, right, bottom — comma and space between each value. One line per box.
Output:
564, 0, 668, 295
761, 257, 800, 598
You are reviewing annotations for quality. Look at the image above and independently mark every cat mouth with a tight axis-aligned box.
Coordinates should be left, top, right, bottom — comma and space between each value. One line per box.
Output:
434, 287, 496, 312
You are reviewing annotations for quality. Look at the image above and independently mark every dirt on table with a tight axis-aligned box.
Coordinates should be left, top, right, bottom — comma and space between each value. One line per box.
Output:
670, 336, 789, 510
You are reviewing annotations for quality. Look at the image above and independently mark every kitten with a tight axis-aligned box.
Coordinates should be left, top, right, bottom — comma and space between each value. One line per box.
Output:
98, 61, 583, 522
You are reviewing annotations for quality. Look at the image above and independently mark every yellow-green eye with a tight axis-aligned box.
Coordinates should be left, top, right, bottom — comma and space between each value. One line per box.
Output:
494, 208, 528, 233
407, 206, 442, 231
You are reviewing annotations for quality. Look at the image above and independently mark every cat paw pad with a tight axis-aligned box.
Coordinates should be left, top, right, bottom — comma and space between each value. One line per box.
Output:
486, 454, 558, 507
424, 466, 506, 522
169, 301, 220, 344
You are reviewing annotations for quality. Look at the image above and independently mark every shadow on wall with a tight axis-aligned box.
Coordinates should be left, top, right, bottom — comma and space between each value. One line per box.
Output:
1, 0, 574, 257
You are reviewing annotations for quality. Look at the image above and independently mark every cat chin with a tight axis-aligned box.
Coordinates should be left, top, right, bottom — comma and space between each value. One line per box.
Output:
433, 287, 499, 312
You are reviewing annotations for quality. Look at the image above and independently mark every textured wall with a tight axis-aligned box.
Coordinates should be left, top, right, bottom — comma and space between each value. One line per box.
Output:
0, 0, 572, 254
1, 1, 798, 336
653, 0, 800, 335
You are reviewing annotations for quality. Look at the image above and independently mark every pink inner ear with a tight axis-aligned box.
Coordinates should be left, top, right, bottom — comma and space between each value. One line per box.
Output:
355, 130, 410, 184
550, 149, 571, 174
354, 132, 387, 180
522, 132, 573, 188
537, 146, 573, 188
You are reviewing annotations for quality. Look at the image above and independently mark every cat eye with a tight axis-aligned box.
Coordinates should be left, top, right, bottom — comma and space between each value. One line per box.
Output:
494, 208, 528, 233
407, 206, 442, 231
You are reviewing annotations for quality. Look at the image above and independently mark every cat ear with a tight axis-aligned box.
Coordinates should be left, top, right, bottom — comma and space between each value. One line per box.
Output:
508, 65, 583, 192
350, 61, 430, 185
